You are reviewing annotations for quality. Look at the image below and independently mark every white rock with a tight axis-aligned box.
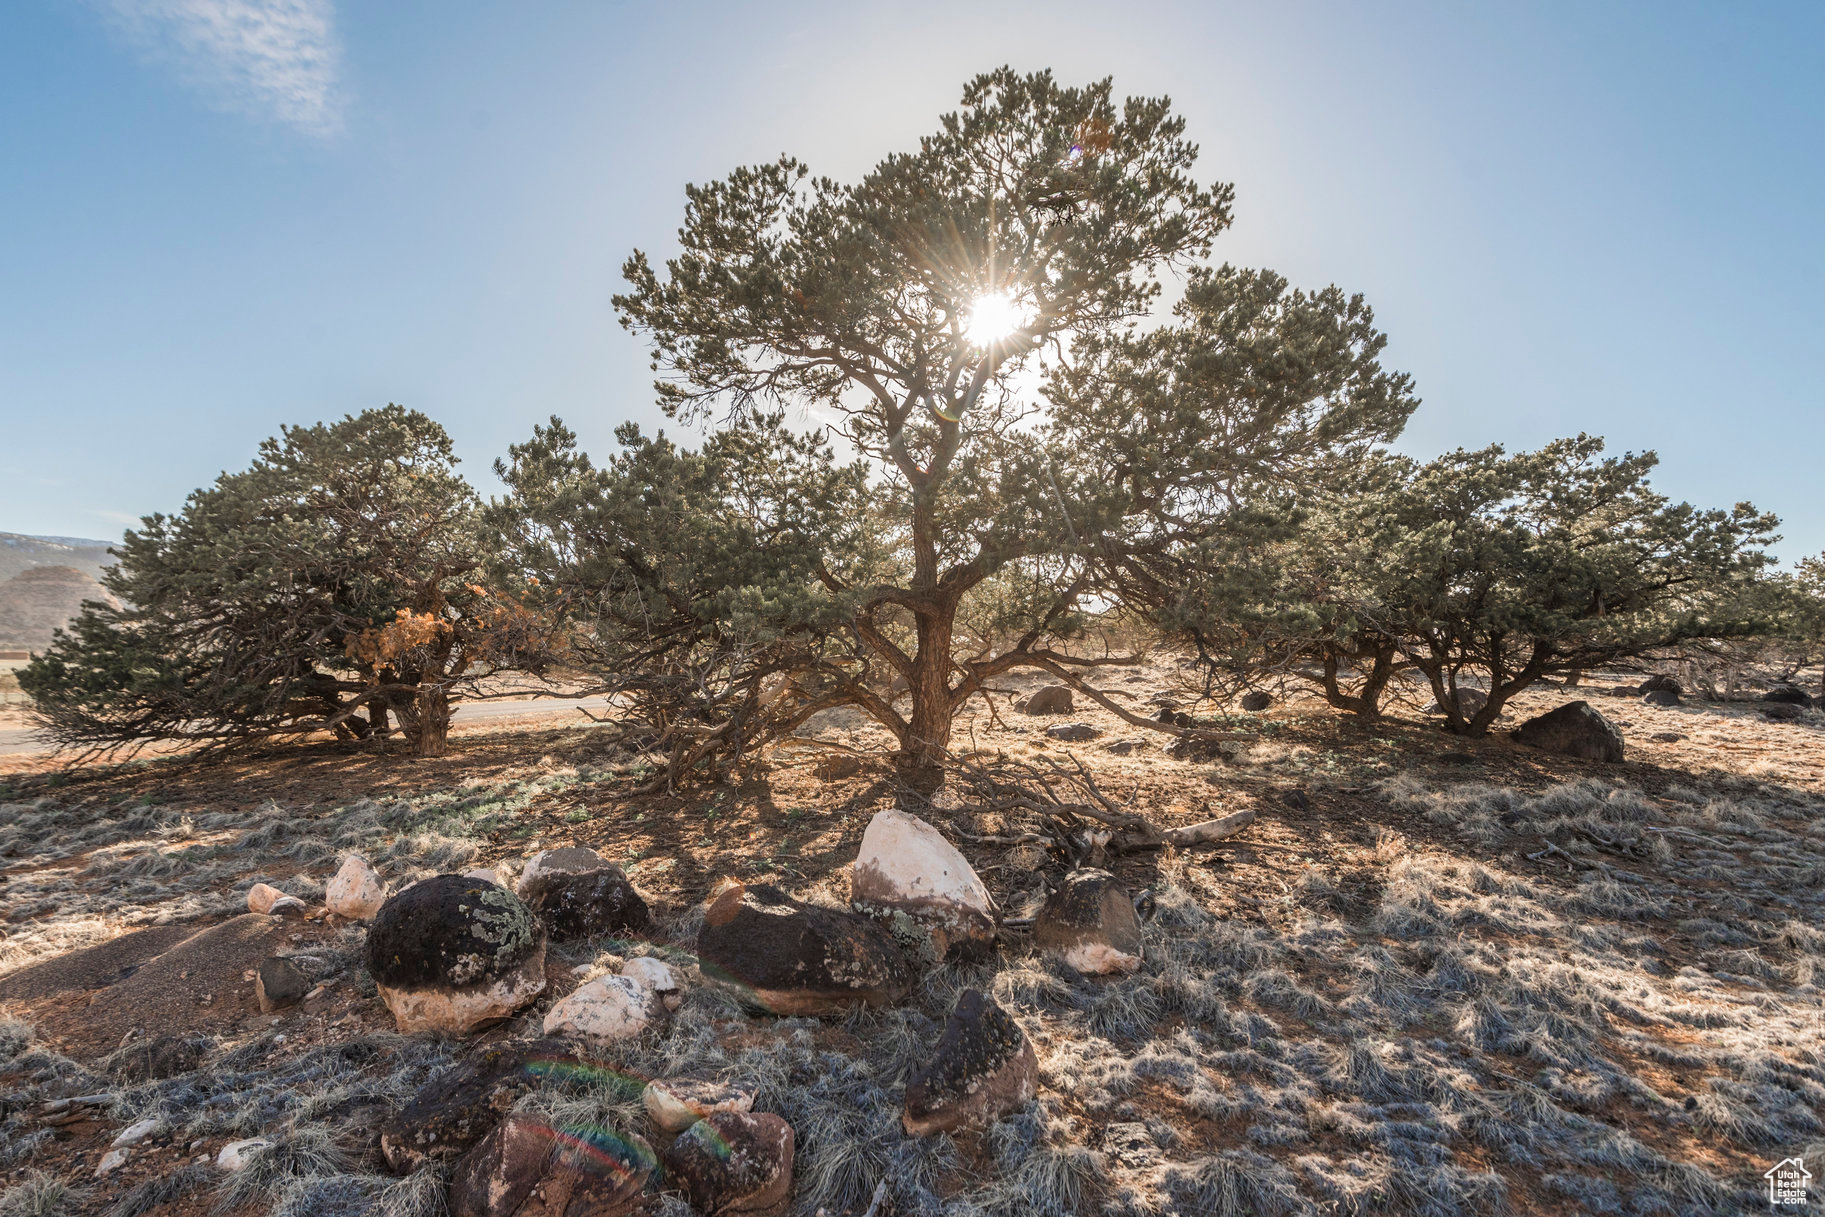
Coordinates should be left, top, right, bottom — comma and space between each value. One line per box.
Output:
217, 1137, 273, 1171
619, 956, 679, 995
542, 975, 653, 1043
463, 866, 506, 887
851, 810, 994, 959
112, 1117, 159, 1148
245, 883, 288, 914
95, 1148, 130, 1176
515, 846, 607, 898
326, 854, 386, 920
643, 1078, 755, 1133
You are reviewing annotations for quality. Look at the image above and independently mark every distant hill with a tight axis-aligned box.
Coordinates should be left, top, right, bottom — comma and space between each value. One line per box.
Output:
0, 532, 116, 584
0, 566, 117, 652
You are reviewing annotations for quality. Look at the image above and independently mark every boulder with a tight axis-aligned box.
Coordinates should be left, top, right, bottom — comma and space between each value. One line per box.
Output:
365, 874, 547, 1036
849, 810, 995, 960
1763, 686, 1815, 707
1239, 691, 1273, 712
1033, 869, 1144, 975
1642, 688, 1682, 707
1044, 722, 1102, 743
1762, 702, 1805, 722
515, 847, 651, 940
450, 1113, 655, 1217
327, 854, 388, 920
246, 883, 306, 917
661, 1112, 794, 1216
697, 882, 913, 1016
1022, 686, 1074, 715
1155, 707, 1194, 728
381, 1038, 595, 1173
1103, 739, 1145, 757
643, 1078, 756, 1134
1512, 701, 1624, 763
255, 956, 308, 1013
542, 975, 654, 1044
903, 989, 1038, 1136
1641, 675, 1682, 695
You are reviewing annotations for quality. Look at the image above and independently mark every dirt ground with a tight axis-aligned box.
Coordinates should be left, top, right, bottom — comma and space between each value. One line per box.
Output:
2, 664, 1822, 1216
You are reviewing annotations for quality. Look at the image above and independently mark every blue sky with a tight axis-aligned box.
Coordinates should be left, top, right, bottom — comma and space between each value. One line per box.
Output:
2, 2, 1820, 560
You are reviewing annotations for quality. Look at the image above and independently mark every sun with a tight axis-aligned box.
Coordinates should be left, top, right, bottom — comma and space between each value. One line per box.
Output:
963, 291, 1028, 347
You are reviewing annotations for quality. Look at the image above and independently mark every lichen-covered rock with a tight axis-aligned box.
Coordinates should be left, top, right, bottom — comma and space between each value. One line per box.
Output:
1022, 686, 1074, 715
697, 882, 912, 1016
643, 1078, 755, 1134
1512, 701, 1624, 763
450, 1112, 655, 1217
661, 1111, 794, 1216
542, 975, 653, 1044
903, 989, 1038, 1136
850, 810, 995, 961
381, 1038, 596, 1173
327, 854, 387, 920
365, 874, 547, 1035
514, 847, 650, 940
1034, 869, 1144, 975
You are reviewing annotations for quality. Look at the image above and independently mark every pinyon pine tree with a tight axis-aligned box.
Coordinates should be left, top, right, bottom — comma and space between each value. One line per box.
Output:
494, 69, 1417, 789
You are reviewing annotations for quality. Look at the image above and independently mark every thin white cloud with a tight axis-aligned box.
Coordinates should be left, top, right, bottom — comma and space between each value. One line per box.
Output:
99, 0, 345, 137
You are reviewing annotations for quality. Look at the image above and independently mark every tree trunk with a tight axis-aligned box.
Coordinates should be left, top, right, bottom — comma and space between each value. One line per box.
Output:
897, 608, 956, 793
404, 687, 451, 758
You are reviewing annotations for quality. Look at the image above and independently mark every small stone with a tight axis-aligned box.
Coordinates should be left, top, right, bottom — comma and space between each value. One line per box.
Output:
256, 956, 308, 1013
542, 975, 653, 1044
618, 956, 679, 997
662, 1111, 794, 1216
1650, 731, 1686, 743
95, 1148, 130, 1176
1103, 738, 1145, 756
326, 854, 387, 920
217, 1137, 273, 1171
1022, 686, 1074, 715
245, 883, 289, 915
112, 1117, 159, 1148
642, 1078, 755, 1134
1044, 722, 1102, 742
1035, 869, 1144, 975
903, 989, 1038, 1136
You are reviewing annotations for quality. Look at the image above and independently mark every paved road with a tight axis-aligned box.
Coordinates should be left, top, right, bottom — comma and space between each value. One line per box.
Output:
0, 695, 618, 758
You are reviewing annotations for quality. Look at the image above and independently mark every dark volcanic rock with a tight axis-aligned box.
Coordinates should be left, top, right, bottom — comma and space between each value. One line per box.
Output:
449, 1112, 655, 1217
1239, 691, 1273, 712
662, 1111, 795, 1216
1641, 689, 1682, 707
365, 874, 547, 1035
903, 989, 1039, 1136
1155, 706, 1195, 728
1640, 675, 1682, 695
697, 882, 913, 1016
108, 1035, 208, 1083
515, 850, 650, 941
1034, 869, 1144, 975
1763, 686, 1814, 707
382, 1038, 595, 1173
1044, 722, 1102, 743
1023, 686, 1074, 715
1761, 702, 1806, 722
1512, 701, 1624, 763
255, 956, 307, 1013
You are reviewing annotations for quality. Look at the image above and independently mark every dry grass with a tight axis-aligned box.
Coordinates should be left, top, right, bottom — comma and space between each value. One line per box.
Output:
2, 665, 1821, 1214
